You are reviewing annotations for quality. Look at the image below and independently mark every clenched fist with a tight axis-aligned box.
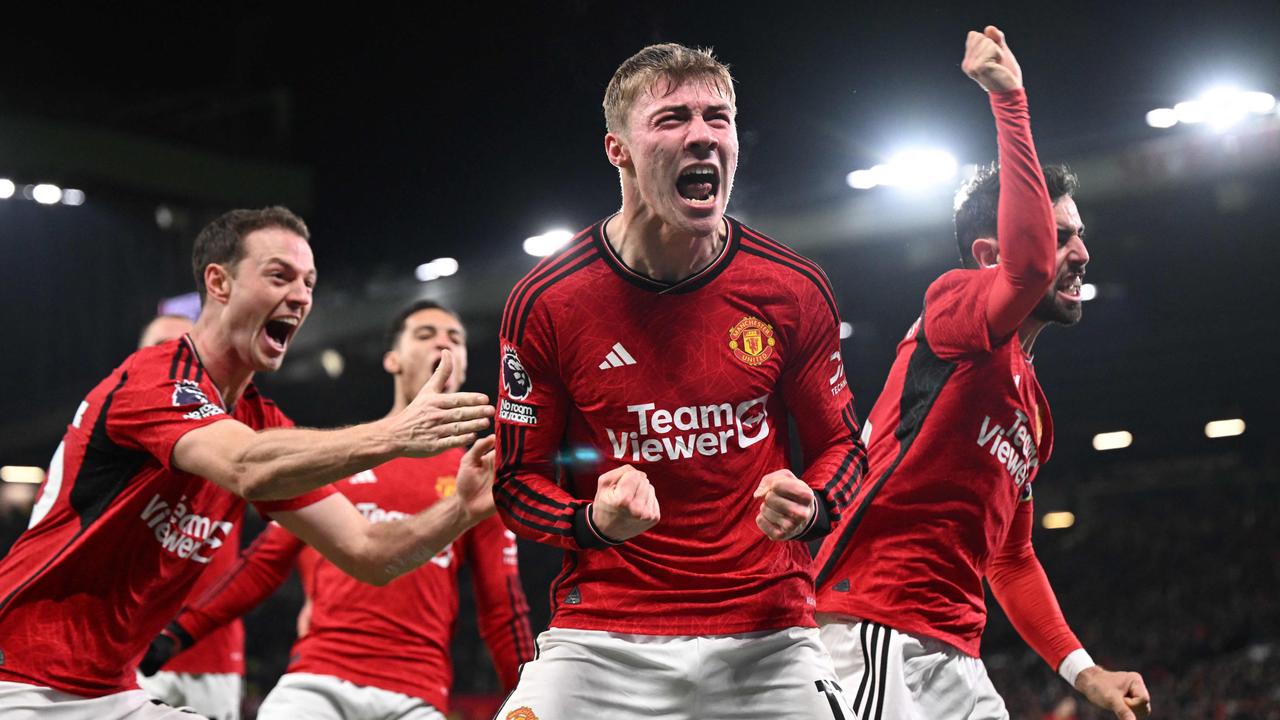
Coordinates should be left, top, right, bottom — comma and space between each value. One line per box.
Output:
962, 25, 1022, 93
590, 464, 660, 542
754, 469, 816, 541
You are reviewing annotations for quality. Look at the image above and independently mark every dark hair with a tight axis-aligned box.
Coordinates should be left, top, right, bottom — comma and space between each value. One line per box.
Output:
953, 164, 1079, 269
191, 206, 310, 301
384, 299, 460, 352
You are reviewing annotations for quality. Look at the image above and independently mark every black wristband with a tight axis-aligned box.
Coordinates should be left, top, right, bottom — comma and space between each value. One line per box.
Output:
573, 503, 625, 549
794, 492, 833, 542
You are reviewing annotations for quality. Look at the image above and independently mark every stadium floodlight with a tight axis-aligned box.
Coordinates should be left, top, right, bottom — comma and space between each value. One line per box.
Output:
1079, 283, 1098, 302
1092, 430, 1133, 451
1149, 87, 1276, 130
415, 257, 459, 282
839, 322, 854, 340
0, 466, 46, 484
1041, 511, 1076, 530
1145, 108, 1178, 129
523, 229, 574, 257
320, 349, 345, 379
61, 188, 86, 206
0, 179, 14, 199
847, 148, 957, 191
32, 183, 62, 205
1204, 418, 1245, 439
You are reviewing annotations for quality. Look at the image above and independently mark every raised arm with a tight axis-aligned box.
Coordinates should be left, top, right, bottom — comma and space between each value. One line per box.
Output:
961, 26, 1056, 341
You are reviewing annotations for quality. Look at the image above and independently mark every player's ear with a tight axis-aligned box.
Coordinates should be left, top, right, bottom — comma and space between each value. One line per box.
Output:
204, 263, 233, 304
383, 349, 401, 376
971, 237, 999, 268
605, 132, 631, 168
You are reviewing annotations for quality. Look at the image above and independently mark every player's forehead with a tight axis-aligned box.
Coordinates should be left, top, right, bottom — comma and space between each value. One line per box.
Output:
404, 308, 465, 336
242, 227, 315, 274
633, 75, 735, 118
1053, 195, 1083, 232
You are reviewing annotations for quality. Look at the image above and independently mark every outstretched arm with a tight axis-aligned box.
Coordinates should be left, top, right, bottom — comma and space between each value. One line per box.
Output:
988, 500, 1150, 720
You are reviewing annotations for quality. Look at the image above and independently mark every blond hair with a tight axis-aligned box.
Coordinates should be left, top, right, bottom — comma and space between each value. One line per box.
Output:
603, 43, 736, 135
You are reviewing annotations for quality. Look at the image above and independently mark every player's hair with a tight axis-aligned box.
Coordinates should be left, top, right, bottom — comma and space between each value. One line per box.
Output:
385, 299, 461, 352
953, 164, 1079, 269
603, 43, 736, 135
191, 206, 311, 302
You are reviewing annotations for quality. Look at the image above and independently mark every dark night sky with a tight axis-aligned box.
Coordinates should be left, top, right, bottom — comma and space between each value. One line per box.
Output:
1, 2, 1278, 465
4, 1, 1279, 274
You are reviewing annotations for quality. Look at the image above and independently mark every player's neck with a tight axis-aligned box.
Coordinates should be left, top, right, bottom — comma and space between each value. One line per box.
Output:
189, 319, 254, 409
605, 208, 726, 283
1017, 317, 1047, 355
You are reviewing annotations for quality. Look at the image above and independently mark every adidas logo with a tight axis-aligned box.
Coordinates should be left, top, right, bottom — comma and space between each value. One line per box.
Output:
833, 578, 851, 592
597, 343, 637, 370
564, 586, 582, 605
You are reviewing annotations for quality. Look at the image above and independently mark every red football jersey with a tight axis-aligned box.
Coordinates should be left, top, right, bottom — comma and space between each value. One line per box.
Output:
0, 336, 333, 696
814, 268, 1055, 656
495, 218, 865, 636
814, 87, 1060, 657
159, 519, 245, 675
174, 453, 534, 712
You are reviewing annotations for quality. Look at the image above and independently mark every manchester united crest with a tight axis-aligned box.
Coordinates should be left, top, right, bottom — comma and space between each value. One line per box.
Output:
506, 708, 540, 720
728, 316, 776, 366
435, 475, 456, 498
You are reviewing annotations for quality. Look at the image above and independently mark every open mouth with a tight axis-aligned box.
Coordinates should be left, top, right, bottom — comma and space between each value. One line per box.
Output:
1056, 273, 1084, 301
263, 316, 300, 352
675, 165, 720, 205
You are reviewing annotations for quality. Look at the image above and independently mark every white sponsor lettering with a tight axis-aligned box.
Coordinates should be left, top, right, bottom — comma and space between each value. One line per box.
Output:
499, 397, 539, 426
604, 395, 771, 463
138, 493, 234, 563
975, 410, 1039, 488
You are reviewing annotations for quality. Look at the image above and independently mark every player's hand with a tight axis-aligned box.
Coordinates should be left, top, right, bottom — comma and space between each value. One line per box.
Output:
385, 350, 494, 457
453, 435, 497, 523
590, 465, 660, 542
138, 625, 189, 676
962, 25, 1022, 93
753, 470, 816, 541
1075, 666, 1151, 720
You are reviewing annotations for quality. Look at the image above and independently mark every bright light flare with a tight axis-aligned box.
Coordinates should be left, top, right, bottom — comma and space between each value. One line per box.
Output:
0, 466, 46, 484
1042, 511, 1076, 530
523, 229, 574, 257
61, 188, 86, 206
1151, 87, 1276, 130
415, 257, 459, 282
1092, 431, 1133, 451
1080, 283, 1098, 302
847, 148, 957, 191
0, 179, 14, 199
1204, 418, 1245, 439
32, 184, 62, 205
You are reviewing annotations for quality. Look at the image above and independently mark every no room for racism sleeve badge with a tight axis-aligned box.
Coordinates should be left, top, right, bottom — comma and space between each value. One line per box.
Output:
728, 315, 776, 366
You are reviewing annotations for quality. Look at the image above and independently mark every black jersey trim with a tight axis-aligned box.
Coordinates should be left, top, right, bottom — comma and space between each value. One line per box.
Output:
815, 310, 957, 587
595, 216, 740, 295
504, 574, 536, 664
0, 372, 143, 612
738, 236, 841, 328
738, 225, 841, 323
501, 227, 598, 340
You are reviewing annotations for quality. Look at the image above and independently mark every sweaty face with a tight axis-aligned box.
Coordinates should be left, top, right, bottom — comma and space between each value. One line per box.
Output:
222, 228, 315, 372
615, 76, 738, 237
389, 308, 467, 396
1030, 196, 1090, 326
